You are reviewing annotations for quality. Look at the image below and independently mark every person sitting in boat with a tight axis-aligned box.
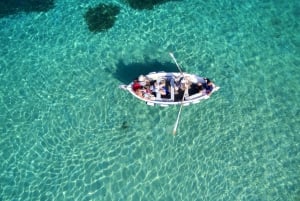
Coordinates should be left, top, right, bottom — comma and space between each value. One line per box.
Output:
159, 79, 171, 98
131, 79, 144, 98
141, 85, 155, 100
160, 86, 169, 97
204, 78, 214, 95
174, 76, 184, 91
138, 75, 147, 86
132, 79, 142, 91
190, 75, 205, 84
149, 80, 158, 96
196, 82, 204, 93
132, 79, 154, 99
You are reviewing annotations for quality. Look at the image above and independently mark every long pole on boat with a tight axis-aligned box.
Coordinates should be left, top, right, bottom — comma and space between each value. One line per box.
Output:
169, 52, 184, 135
169, 52, 183, 74
173, 102, 183, 135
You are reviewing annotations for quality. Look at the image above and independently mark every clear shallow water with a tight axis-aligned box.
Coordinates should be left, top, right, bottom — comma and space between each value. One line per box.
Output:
0, 0, 299, 200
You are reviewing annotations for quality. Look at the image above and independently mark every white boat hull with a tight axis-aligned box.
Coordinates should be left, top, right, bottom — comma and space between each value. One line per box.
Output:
120, 72, 219, 107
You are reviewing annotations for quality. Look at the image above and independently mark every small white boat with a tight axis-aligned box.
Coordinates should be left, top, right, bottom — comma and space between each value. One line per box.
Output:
120, 71, 220, 107
119, 53, 219, 134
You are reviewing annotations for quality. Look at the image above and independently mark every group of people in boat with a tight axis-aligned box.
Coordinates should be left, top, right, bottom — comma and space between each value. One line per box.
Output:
131, 74, 215, 102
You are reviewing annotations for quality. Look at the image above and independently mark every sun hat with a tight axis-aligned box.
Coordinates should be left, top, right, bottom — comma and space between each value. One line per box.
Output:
138, 75, 145, 82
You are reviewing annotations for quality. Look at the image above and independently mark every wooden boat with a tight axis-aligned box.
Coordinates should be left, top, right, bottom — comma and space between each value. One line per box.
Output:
119, 53, 219, 134
119, 71, 219, 107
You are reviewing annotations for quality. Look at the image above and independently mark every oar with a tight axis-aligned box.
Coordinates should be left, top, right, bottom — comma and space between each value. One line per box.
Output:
173, 101, 183, 135
169, 52, 185, 135
169, 52, 183, 73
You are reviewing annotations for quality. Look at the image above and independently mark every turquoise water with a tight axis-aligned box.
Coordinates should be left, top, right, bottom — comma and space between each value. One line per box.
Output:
1, 0, 299, 200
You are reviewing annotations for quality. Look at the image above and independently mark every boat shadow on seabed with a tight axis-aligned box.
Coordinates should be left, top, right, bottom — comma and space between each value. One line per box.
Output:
113, 59, 181, 84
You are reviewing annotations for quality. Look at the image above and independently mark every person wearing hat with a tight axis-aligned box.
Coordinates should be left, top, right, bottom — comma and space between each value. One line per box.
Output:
138, 75, 146, 86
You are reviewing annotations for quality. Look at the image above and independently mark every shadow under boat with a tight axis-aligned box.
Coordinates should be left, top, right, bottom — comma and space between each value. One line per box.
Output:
113, 60, 183, 84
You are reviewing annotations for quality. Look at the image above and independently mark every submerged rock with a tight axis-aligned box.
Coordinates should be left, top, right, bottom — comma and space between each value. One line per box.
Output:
0, 0, 55, 18
124, 0, 173, 10
84, 3, 120, 33
121, 121, 129, 129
